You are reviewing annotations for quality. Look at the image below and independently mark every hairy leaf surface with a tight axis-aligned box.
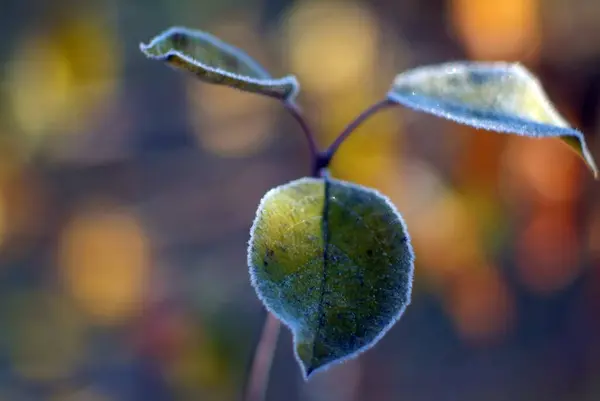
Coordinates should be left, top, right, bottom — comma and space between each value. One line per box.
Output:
140, 26, 298, 100
248, 177, 414, 378
389, 62, 597, 178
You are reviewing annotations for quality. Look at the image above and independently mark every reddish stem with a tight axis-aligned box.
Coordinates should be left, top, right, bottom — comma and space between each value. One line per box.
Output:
243, 98, 395, 401
244, 313, 281, 401
283, 101, 320, 171
324, 98, 395, 165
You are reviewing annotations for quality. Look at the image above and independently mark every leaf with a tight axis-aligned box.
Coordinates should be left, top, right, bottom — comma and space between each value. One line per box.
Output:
248, 177, 414, 379
388, 61, 598, 178
140, 26, 299, 101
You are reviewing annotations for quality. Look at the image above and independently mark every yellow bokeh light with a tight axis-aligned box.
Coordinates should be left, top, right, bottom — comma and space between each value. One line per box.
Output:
5, 8, 119, 151
282, 0, 380, 93
6, 34, 72, 141
409, 189, 486, 284
451, 0, 541, 60
322, 89, 400, 188
58, 200, 149, 324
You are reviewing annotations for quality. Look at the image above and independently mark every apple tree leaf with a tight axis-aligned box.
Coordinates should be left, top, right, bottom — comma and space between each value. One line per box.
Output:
248, 177, 414, 379
140, 26, 299, 101
388, 61, 598, 178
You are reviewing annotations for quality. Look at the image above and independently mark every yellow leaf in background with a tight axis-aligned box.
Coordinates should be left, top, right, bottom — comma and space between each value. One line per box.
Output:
58, 200, 149, 325
4, 8, 119, 152
281, 0, 379, 94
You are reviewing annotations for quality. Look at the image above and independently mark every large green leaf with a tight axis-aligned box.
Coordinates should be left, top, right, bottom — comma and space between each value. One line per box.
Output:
388, 62, 598, 178
248, 177, 414, 378
140, 26, 299, 101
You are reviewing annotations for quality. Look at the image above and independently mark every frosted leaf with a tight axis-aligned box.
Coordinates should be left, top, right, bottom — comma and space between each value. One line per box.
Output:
388, 62, 597, 178
140, 26, 299, 101
248, 177, 414, 379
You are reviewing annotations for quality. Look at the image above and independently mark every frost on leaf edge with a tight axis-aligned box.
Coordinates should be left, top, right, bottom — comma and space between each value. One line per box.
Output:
246, 176, 416, 380
139, 26, 300, 101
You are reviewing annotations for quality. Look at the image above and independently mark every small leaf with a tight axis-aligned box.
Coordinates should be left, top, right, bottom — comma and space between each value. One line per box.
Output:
388, 62, 598, 178
140, 26, 299, 101
248, 177, 414, 379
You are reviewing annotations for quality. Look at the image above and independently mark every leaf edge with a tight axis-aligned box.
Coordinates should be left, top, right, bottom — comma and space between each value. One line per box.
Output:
139, 26, 300, 101
387, 62, 598, 179
246, 176, 416, 380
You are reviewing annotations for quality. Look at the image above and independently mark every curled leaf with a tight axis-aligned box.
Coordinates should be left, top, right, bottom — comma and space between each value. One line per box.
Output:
388, 62, 598, 178
248, 177, 414, 379
140, 26, 299, 101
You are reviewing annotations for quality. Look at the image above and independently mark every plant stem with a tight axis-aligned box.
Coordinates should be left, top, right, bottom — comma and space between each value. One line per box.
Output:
283, 101, 320, 168
243, 99, 393, 400
243, 101, 319, 401
244, 313, 281, 401
323, 98, 395, 165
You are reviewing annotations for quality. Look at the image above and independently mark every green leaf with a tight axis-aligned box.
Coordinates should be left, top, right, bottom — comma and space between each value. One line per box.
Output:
140, 26, 299, 101
248, 177, 414, 379
388, 62, 598, 178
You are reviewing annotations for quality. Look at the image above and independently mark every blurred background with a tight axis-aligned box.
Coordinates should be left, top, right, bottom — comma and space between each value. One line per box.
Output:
0, 0, 600, 400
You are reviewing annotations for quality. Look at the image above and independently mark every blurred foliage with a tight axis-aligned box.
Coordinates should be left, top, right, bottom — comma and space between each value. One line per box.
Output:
0, 0, 599, 400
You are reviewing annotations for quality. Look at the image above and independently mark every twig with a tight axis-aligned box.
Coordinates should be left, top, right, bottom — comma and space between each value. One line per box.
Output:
242, 98, 394, 401
324, 98, 395, 163
244, 313, 282, 401
283, 101, 320, 165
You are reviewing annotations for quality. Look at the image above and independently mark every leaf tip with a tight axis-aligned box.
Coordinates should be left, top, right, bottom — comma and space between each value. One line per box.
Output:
582, 146, 599, 180
297, 358, 324, 381
565, 134, 599, 179
588, 158, 599, 180
138, 26, 194, 61
302, 366, 315, 381
138, 41, 150, 56
138, 37, 164, 60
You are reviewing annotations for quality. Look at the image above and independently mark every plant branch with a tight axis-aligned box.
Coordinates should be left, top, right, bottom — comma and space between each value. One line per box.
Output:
244, 312, 281, 401
243, 99, 394, 400
323, 98, 396, 165
283, 101, 320, 167
243, 102, 320, 401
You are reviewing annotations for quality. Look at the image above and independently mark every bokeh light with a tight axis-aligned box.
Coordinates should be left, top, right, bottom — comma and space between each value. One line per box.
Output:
58, 200, 150, 325
4, 8, 119, 155
451, 0, 541, 60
